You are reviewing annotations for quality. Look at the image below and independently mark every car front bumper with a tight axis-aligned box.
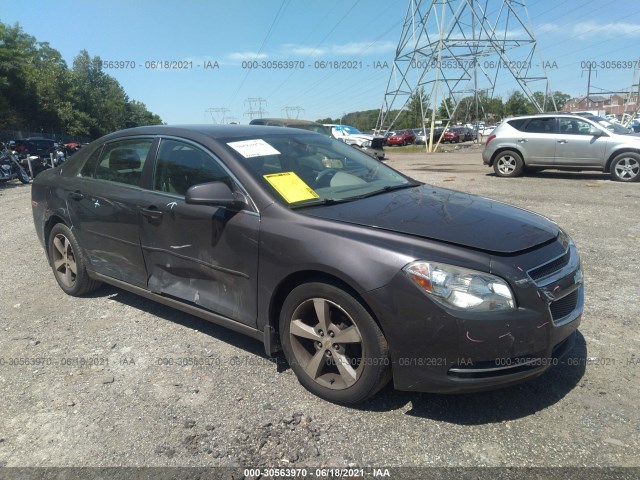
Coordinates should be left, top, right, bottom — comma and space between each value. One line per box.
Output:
363, 240, 583, 393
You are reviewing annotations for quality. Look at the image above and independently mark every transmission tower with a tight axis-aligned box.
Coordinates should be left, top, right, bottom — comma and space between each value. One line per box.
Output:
205, 107, 230, 124
282, 106, 305, 119
623, 61, 640, 127
377, 0, 556, 151
244, 98, 268, 120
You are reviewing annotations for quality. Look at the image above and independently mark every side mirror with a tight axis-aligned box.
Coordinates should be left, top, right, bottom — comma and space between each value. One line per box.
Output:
589, 127, 605, 136
185, 181, 246, 211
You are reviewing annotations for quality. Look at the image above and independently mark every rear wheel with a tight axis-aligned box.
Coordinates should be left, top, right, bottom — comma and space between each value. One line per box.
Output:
493, 150, 524, 177
48, 223, 102, 296
610, 153, 640, 182
280, 282, 390, 405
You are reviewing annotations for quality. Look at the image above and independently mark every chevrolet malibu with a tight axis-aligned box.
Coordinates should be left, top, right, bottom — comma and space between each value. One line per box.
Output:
32, 125, 583, 404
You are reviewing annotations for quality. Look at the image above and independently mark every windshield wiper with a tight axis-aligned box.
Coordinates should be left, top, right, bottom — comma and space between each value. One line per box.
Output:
291, 197, 357, 209
352, 182, 419, 200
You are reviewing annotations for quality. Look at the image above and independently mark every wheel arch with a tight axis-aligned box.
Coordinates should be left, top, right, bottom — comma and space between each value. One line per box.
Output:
266, 270, 384, 353
44, 214, 69, 262
489, 146, 525, 166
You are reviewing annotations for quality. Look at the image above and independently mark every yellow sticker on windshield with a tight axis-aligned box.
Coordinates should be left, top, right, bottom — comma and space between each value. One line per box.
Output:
263, 172, 319, 204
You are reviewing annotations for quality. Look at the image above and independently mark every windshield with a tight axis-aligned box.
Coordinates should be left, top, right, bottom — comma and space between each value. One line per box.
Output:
590, 116, 633, 134
340, 126, 362, 135
222, 133, 414, 208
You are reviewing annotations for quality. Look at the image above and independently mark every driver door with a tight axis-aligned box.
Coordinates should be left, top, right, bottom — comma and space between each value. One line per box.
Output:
138, 138, 260, 326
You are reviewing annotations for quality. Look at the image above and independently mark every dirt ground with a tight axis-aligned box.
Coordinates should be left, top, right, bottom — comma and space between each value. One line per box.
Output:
0, 145, 638, 476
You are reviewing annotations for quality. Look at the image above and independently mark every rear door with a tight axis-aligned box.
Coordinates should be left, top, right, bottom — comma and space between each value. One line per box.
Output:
138, 138, 260, 326
517, 117, 558, 166
66, 137, 155, 287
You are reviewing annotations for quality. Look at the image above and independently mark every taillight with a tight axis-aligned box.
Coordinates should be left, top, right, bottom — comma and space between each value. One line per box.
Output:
485, 134, 496, 146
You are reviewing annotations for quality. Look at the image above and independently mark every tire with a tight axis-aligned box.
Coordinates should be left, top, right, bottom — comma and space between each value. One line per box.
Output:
610, 152, 640, 182
48, 223, 102, 296
18, 168, 30, 184
279, 282, 390, 405
493, 150, 524, 177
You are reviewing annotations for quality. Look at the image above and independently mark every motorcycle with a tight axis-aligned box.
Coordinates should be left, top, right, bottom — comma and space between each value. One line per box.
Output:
0, 143, 30, 184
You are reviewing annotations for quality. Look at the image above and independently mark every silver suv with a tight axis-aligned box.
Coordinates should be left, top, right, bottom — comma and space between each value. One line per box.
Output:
482, 114, 640, 182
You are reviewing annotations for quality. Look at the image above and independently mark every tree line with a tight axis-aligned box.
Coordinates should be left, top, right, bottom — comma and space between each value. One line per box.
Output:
0, 21, 163, 140
318, 88, 571, 132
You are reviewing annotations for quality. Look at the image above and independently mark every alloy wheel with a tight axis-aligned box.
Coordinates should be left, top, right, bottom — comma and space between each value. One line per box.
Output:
497, 156, 517, 175
614, 157, 640, 180
52, 233, 77, 289
288, 298, 364, 390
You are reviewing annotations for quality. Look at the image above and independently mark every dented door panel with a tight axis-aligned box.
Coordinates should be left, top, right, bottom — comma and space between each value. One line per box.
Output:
139, 192, 259, 326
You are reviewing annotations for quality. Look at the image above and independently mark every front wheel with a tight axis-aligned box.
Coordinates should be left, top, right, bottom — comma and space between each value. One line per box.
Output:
610, 152, 640, 182
280, 282, 390, 405
18, 168, 30, 184
493, 150, 524, 177
48, 223, 102, 296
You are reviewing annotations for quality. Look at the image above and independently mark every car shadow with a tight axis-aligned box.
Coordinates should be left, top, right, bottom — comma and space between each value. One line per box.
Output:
357, 331, 587, 424
487, 171, 610, 181
87, 284, 586, 422
92, 284, 267, 358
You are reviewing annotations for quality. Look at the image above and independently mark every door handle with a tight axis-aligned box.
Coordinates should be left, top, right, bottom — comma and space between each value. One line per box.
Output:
517, 139, 528, 143
69, 190, 83, 200
141, 207, 163, 220
557, 139, 568, 144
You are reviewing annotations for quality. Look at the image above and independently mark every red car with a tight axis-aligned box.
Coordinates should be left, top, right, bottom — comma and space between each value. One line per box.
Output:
441, 130, 462, 143
385, 129, 416, 146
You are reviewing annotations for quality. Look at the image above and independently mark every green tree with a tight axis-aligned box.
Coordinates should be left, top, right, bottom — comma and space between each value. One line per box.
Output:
505, 91, 531, 116
0, 21, 163, 138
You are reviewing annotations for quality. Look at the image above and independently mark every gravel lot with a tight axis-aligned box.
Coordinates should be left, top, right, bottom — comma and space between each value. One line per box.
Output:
0, 145, 638, 473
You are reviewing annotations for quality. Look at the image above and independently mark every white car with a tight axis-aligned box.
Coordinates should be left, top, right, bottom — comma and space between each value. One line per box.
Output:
324, 124, 385, 160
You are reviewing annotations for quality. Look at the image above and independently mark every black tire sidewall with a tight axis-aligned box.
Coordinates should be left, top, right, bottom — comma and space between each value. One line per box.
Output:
279, 282, 389, 405
18, 169, 30, 184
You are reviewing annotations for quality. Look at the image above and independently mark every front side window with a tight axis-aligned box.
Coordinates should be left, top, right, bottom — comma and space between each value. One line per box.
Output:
94, 139, 153, 186
153, 139, 231, 196
559, 118, 593, 135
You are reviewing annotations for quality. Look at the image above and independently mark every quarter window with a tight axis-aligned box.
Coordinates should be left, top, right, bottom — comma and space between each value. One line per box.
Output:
94, 139, 153, 186
153, 139, 231, 196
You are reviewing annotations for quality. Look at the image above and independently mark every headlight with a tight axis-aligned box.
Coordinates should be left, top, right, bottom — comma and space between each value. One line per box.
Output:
362, 140, 371, 148
403, 261, 515, 311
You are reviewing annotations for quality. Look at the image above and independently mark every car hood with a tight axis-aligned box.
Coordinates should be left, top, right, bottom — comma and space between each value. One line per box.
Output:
347, 133, 374, 141
303, 185, 559, 254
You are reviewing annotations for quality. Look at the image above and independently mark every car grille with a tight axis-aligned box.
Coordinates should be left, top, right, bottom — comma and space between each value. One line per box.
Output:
549, 289, 579, 321
528, 250, 570, 282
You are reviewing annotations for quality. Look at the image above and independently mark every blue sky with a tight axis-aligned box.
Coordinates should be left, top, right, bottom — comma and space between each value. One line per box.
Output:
2, 0, 640, 124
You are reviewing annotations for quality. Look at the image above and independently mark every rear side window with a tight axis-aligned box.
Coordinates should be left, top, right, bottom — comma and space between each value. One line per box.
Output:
95, 139, 153, 186
507, 119, 527, 131
79, 145, 104, 177
523, 117, 556, 134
